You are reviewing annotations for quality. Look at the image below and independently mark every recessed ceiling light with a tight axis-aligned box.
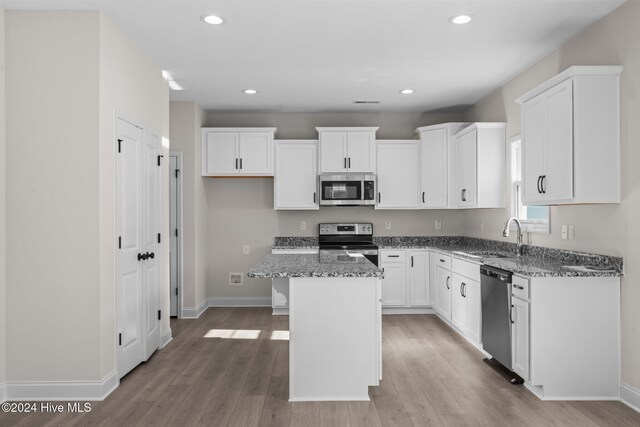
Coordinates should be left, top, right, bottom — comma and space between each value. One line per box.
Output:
399, 89, 414, 94
449, 15, 472, 25
202, 15, 224, 25
243, 89, 258, 94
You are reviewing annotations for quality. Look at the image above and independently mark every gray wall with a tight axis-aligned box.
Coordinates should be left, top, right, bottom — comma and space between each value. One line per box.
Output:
202, 111, 466, 302
463, 0, 640, 392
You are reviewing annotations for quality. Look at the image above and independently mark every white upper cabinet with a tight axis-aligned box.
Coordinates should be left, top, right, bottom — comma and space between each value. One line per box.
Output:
376, 141, 419, 209
274, 140, 319, 210
416, 123, 468, 209
317, 127, 378, 173
202, 128, 276, 176
453, 123, 505, 208
516, 66, 622, 205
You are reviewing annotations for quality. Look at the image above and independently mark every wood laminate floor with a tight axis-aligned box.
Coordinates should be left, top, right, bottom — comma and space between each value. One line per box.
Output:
1, 308, 639, 426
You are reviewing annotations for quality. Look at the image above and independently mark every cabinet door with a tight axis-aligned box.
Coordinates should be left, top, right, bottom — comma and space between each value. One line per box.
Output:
420, 129, 448, 208
347, 131, 375, 172
545, 79, 574, 201
466, 279, 481, 345
511, 297, 530, 381
451, 274, 468, 332
435, 266, 452, 322
463, 130, 477, 206
319, 132, 348, 173
381, 262, 406, 306
407, 252, 430, 306
522, 95, 546, 203
205, 132, 238, 174
274, 142, 318, 209
376, 142, 419, 209
455, 134, 467, 207
239, 132, 272, 174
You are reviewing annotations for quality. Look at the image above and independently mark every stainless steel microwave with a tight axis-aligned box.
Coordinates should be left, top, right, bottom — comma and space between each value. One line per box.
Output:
319, 174, 376, 206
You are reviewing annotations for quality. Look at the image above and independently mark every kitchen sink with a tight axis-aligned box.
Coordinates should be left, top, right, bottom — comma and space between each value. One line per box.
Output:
453, 251, 513, 259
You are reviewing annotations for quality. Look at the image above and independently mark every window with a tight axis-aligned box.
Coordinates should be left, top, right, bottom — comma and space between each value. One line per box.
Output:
510, 136, 550, 233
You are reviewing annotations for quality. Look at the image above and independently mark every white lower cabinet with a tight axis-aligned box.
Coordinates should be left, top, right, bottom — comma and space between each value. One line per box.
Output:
511, 295, 530, 381
432, 254, 452, 321
380, 249, 430, 308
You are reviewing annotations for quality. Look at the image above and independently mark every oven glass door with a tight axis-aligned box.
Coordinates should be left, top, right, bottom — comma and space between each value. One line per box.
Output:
321, 181, 361, 202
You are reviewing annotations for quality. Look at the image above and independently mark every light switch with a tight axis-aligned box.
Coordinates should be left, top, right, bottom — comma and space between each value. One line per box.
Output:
561, 225, 568, 240
435, 220, 442, 230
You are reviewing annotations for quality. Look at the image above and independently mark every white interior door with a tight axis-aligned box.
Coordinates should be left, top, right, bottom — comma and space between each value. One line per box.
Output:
116, 117, 144, 378
169, 156, 179, 317
142, 130, 160, 360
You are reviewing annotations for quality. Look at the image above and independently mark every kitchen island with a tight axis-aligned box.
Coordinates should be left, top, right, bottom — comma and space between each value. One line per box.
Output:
248, 253, 383, 402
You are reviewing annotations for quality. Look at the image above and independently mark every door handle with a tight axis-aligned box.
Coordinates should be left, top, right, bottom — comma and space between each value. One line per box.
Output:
235, 158, 238, 170
378, 192, 381, 203
348, 157, 351, 169
422, 192, 425, 203
411, 256, 414, 267
446, 276, 450, 289
463, 189, 467, 202
513, 284, 524, 290
461, 189, 464, 202
537, 175, 542, 194
240, 158, 243, 170
313, 192, 316, 203
344, 157, 347, 169
510, 304, 515, 324
137, 253, 148, 261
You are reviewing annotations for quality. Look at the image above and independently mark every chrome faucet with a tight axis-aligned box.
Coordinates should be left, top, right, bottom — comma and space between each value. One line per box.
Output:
502, 217, 524, 257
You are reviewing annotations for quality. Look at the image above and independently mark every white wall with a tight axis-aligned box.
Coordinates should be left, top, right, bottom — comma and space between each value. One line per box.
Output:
6, 10, 102, 381
463, 0, 640, 392
169, 101, 208, 314
98, 13, 170, 376
5, 10, 169, 387
202, 111, 466, 302
0, 7, 7, 394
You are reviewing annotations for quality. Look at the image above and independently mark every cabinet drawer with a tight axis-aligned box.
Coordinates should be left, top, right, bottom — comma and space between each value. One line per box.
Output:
512, 275, 529, 300
381, 250, 406, 263
452, 258, 481, 282
433, 253, 452, 270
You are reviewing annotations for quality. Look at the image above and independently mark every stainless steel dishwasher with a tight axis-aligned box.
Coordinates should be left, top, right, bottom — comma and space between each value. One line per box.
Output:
480, 265, 513, 371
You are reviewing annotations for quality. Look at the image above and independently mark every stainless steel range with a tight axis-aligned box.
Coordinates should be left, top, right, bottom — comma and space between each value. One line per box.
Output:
318, 223, 378, 266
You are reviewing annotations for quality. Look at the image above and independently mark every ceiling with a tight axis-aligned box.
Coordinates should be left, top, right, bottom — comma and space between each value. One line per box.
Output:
4, 0, 626, 113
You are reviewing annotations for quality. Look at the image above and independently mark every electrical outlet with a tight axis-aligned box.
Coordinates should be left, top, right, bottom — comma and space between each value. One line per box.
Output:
435, 220, 442, 230
561, 225, 568, 240
300, 221, 306, 230
568, 225, 575, 240
385, 221, 391, 230
242, 245, 250, 255
228, 273, 243, 286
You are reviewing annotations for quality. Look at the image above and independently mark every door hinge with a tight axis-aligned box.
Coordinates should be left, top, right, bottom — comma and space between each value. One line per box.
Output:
118, 236, 122, 249
175, 228, 178, 237
118, 333, 122, 346
117, 139, 123, 153
158, 310, 162, 320
157, 233, 161, 244
175, 169, 180, 178
157, 155, 163, 166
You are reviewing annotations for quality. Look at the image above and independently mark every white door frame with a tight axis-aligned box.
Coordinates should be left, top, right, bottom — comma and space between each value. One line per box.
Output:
169, 151, 184, 318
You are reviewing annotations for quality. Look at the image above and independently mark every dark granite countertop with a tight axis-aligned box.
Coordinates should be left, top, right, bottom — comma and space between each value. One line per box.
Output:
247, 254, 383, 278
272, 235, 622, 278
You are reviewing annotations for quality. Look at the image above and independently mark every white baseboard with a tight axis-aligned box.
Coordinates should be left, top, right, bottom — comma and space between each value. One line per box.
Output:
382, 307, 435, 315
159, 328, 172, 349
0, 382, 6, 403
209, 297, 271, 307
182, 299, 209, 319
621, 382, 640, 413
4, 370, 118, 401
